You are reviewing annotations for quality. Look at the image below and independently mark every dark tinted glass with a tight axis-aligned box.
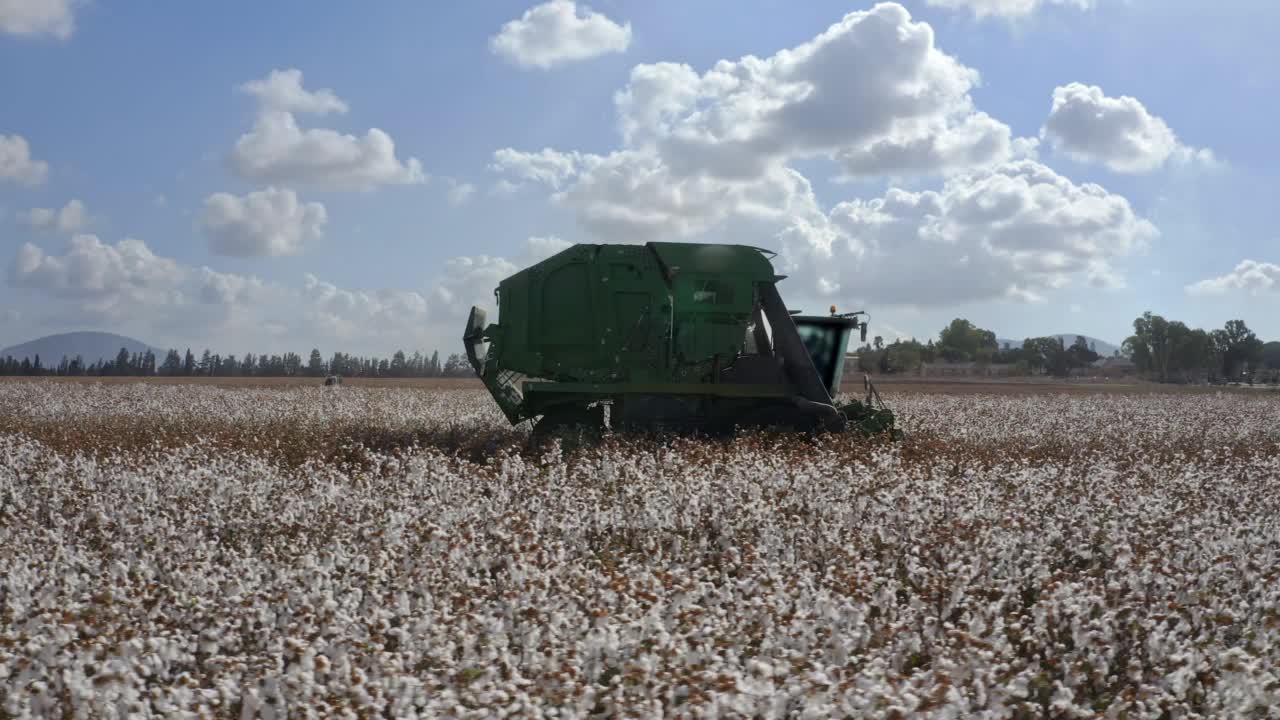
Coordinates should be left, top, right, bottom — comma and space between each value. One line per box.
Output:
795, 323, 838, 388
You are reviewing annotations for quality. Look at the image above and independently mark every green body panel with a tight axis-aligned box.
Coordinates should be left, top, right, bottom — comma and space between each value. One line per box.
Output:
483, 243, 779, 419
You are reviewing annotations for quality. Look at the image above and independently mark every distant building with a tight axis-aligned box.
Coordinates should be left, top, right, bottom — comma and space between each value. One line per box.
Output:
918, 362, 1015, 377
1092, 357, 1136, 378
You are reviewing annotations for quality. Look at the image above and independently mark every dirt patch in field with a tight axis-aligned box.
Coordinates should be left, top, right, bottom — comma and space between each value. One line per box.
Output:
848, 376, 1278, 397
6, 374, 1270, 397
0, 375, 484, 390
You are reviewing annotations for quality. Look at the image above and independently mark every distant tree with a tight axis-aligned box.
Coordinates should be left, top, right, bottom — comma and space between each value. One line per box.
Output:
1125, 312, 1174, 382
884, 340, 924, 374
443, 353, 470, 377
1172, 328, 1215, 383
921, 340, 937, 365
160, 349, 181, 375
113, 348, 130, 376
1022, 337, 1057, 375
1067, 335, 1099, 372
307, 349, 325, 377
0, 343, 523, 380
994, 343, 1026, 367
1214, 319, 1264, 380
937, 318, 997, 363
1121, 312, 1266, 383
1263, 342, 1280, 370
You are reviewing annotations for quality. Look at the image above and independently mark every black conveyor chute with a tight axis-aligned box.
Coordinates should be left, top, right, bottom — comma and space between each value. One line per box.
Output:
758, 282, 835, 406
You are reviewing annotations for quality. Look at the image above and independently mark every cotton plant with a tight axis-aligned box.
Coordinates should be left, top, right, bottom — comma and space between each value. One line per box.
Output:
1, 384, 1279, 717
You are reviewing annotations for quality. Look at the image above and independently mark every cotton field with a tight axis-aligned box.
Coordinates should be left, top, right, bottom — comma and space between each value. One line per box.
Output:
2, 383, 1279, 719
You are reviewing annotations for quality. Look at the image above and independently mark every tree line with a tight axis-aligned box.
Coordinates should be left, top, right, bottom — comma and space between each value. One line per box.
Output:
853, 318, 1106, 378
1122, 312, 1279, 383
0, 347, 476, 378
854, 314, 1279, 383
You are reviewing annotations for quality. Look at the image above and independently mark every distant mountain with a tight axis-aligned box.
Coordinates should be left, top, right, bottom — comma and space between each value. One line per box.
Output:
0, 332, 159, 365
995, 334, 1121, 357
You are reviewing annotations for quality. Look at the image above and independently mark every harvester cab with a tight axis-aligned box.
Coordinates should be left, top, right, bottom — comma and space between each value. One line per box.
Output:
462, 242, 897, 436
792, 308, 868, 397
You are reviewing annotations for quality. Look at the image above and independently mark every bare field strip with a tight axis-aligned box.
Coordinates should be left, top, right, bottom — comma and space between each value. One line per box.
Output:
3, 373, 1267, 398
2, 382, 1279, 717
0, 375, 485, 390
869, 377, 1279, 397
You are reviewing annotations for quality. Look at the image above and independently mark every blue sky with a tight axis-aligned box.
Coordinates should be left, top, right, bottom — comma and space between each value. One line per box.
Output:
2, 0, 1277, 355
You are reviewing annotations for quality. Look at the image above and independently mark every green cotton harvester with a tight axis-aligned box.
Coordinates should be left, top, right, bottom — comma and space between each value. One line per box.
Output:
463, 242, 897, 436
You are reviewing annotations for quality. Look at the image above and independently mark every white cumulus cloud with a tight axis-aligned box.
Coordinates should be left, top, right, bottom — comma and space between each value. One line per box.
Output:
432, 238, 573, 317
571, 151, 823, 242
780, 160, 1157, 306
198, 267, 271, 306
238, 68, 349, 115
1186, 260, 1280, 296
302, 273, 434, 341
10, 235, 185, 304
1042, 83, 1214, 173
199, 187, 327, 257
490, 5, 1159, 307
18, 198, 87, 233
446, 178, 476, 206
0, 0, 77, 39
501, 153, 1162, 306
429, 256, 519, 316
524, 236, 572, 261
0, 134, 49, 186
229, 69, 425, 190
490, 0, 631, 69
6, 236, 531, 353
490, 147, 584, 190
613, 3, 1019, 180
924, 0, 1094, 20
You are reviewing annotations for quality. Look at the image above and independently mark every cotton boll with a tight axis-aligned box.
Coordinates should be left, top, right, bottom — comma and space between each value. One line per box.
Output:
3, 387, 1280, 715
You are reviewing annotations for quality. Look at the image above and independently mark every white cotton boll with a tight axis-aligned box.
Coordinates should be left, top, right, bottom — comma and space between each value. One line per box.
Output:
4, 387, 1280, 715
